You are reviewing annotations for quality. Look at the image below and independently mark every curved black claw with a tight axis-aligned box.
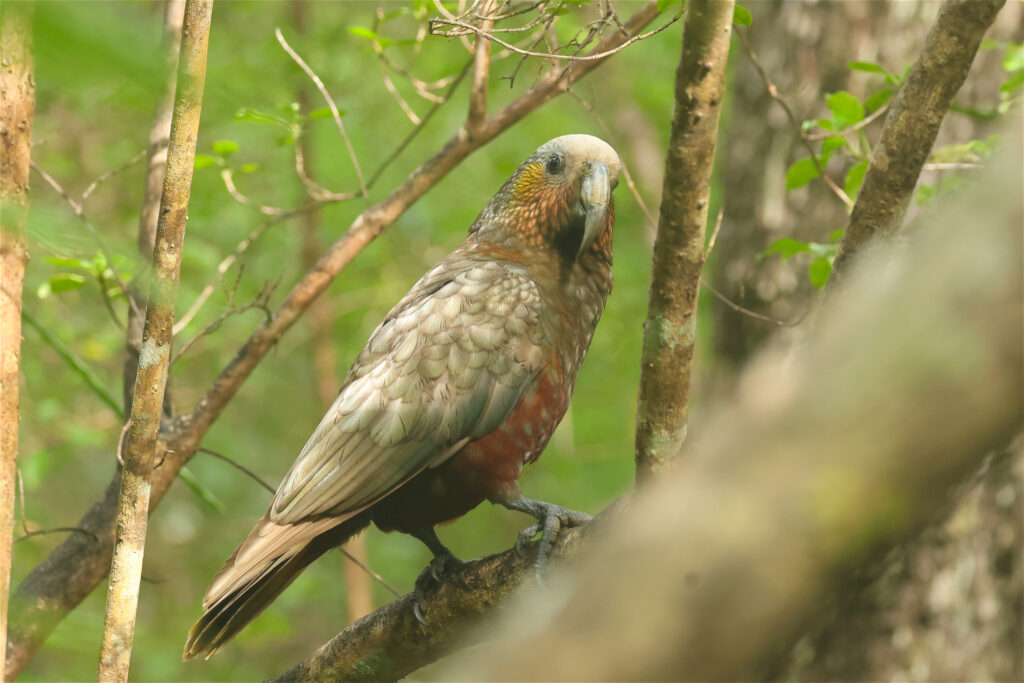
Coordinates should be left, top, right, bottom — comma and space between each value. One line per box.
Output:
501, 496, 592, 579
411, 549, 464, 626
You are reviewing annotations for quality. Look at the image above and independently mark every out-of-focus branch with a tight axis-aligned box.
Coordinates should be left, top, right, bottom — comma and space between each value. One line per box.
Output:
634, 0, 733, 485
828, 0, 1005, 288
3, 2, 662, 673
442, 130, 1024, 682
0, 2, 35, 677
96, 1, 213, 679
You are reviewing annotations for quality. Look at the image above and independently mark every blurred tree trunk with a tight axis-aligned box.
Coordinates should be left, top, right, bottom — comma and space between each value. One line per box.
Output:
711, 1, 935, 374
0, 2, 35, 677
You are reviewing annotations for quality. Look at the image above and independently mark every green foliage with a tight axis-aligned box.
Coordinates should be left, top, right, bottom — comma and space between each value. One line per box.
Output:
785, 157, 819, 190
733, 5, 753, 27
17, 2, 679, 680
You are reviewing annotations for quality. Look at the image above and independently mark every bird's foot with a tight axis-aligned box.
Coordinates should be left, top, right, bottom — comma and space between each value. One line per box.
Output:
412, 549, 464, 626
503, 496, 592, 580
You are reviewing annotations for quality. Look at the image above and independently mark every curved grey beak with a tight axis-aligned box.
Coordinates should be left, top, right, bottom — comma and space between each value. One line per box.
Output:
579, 162, 611, 256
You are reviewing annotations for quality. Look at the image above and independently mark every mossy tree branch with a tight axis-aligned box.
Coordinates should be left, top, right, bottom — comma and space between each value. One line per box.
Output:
635, 0, 734, 484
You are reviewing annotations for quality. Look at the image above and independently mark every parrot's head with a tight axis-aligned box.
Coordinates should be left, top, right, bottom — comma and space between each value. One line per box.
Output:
473, 134, 621, 264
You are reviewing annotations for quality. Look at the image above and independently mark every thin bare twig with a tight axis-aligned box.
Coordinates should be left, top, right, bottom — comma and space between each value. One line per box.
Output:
219, 169, 286, 216
735, 28, 855, 209
381, 66, 422, 125
81, 147, 149, 201
13, 528, 99, 545
705, 208, 724, 259
430, 10, 681, 63
276, 27, 369, 201
171, 272, 275, 366
366, 57, 474, 190
467, 0, 494, 129
700, 277, 805, 327
293, 144, 359, 202
922, 162, 982, 171
197, 447, 274, 494
804, 103, 888, 141
29, 161, 143, 320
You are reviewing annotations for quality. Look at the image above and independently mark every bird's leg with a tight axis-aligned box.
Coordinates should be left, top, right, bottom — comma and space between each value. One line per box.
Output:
408, 526, 463, 625
498, 495, 592, 578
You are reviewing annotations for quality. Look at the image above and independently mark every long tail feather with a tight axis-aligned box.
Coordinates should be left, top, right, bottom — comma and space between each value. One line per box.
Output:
183, 512, 371, 660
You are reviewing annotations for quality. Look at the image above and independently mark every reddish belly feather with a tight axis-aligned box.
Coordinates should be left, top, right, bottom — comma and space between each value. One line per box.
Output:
371, 370, 568, 532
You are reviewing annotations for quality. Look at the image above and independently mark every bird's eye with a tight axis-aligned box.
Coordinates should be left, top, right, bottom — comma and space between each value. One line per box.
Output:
545, 154, 563, 174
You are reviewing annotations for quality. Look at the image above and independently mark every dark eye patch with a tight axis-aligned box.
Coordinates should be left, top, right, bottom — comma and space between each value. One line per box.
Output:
546, 154, 563, 174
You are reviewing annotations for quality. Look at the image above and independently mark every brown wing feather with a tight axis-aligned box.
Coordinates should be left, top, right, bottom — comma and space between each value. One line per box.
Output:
269, 252, 544, 526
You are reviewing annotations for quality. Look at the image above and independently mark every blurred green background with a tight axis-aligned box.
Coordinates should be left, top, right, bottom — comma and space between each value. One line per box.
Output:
17, 2, 680, 679
13, 0, 1019, 680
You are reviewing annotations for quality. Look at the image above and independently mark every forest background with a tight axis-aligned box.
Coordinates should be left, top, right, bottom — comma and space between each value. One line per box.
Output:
4, 0, 1022, 680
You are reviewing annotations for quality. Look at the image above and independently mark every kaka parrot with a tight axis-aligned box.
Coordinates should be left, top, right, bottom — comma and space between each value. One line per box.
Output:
184, 134, 621, 659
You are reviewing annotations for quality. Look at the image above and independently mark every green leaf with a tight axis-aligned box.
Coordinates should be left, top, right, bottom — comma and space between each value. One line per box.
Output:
240, 163, 261, 174
178, 466, 226, 514
44, 256, 92, 271
212, 139, 239, 157
760, 238, 811, 261
308, 106, 348, 119
48, 273, 87, 293
847, 60, 889, 76
1002, 42, 1024, 72
829, 228, 845, 243
733, 5, 753, 26
348, 26, 393, 46
785, 157, 820, 191
821, 136, 847, 159
808, 256, 832, 288
1000, 69, 1024, 95
825, 90, 865, 129
864, 88, 893, 113
234, 107, 290, 128
193, 154, 219, 170
916, 183, 936, 205
657, 0, 683, 11
844, 160, 869, 201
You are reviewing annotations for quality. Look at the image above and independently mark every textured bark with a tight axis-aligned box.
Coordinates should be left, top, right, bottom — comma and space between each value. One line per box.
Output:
0, 3, 34, 679
4, 4, 663, 676
96, 1, 213, 680
634, 0, 733, 484
123, 0, 186, 410
271, 505, 619, 682
441, 138, 1023, 681
829, 0, 1006, 286
777, 442, 1023, 682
